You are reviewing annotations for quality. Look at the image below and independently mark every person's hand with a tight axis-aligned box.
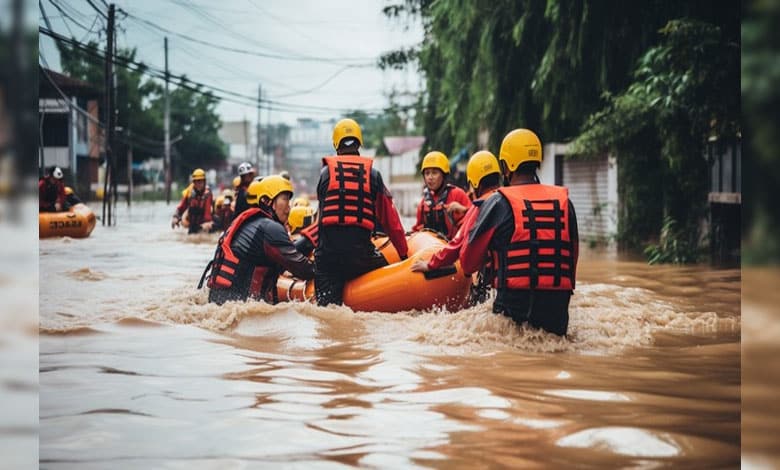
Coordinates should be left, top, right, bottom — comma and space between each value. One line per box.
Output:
410, 258, 430, 272
54, 202, 62, 212
445, 201, 467, 215
171, 215, 180, 229
201, 221, 213, 232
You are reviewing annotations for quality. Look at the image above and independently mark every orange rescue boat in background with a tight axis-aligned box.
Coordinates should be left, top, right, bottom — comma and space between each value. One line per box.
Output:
39, 203, 97, 238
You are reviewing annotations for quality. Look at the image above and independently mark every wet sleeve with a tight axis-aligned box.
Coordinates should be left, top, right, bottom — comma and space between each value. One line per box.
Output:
203, 192, 214, 222
449, 187, 472, 226
293, 234, 315, 258
374, 172, 408, 259
428, 205, 477, 270
174, 194, 188, 217
263, 223, 315, 280
569, 199, 579, 289
467, 192, 505, 243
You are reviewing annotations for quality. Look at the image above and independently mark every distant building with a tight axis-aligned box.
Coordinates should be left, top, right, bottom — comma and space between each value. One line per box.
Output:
285, 118, 334, 197
38, 68, 102, 196
707, 136, 741, 264
218, 119, 256, 176
373, 136, 426, 217
541, 143, 619, 247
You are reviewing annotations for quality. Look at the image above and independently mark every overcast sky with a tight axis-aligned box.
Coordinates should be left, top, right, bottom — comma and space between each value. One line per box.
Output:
39, 0, 424, 125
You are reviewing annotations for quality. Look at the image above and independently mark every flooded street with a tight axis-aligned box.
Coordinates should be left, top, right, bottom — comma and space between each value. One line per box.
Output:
38, 201, 740, 468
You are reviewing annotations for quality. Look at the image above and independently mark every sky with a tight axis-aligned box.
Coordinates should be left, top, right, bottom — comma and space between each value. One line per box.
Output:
38, 0, 424, 126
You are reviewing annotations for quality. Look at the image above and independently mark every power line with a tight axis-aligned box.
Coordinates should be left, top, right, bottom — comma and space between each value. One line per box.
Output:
40, 27, 388, 115
120, 9, 376, 66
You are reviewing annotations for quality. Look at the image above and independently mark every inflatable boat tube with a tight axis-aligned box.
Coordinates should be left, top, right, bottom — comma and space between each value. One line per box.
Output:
276, 230, 471, 313
39, 203, 96, 238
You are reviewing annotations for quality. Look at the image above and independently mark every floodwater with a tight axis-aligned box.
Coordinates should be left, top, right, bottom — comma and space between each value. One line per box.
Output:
33, 201, 742, 468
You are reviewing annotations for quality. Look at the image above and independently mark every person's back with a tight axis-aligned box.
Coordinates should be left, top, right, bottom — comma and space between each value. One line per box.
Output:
460, 129, 578, 336
315, 118, 408, 306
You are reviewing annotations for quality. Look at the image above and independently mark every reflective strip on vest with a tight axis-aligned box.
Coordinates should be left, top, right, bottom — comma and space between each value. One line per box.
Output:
320, 155, 376, 231
493, 185, 574, 291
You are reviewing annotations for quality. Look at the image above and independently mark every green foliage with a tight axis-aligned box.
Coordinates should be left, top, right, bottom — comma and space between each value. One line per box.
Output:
570, 18, 739, 259
59, 41, 226, 184
644, 216, 700, 264
742, 0, 780, 264
383, 2, 740, 263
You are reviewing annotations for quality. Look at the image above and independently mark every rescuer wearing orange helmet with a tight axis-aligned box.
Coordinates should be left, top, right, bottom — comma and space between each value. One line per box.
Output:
459, 129, 579, 336
412, 151, 471, 239
314, 118, 409, 306
172, 168, 214, 234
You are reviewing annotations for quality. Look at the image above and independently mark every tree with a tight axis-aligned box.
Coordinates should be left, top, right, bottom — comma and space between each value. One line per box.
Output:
570, 19, 740, 257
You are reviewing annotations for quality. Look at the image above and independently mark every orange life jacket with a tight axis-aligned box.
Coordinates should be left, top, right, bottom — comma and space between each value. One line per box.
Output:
421, 183, 455, 236
320, 155, 376, 231
204, 207, 263, 290
491, 184, 574, 291
187, 187, 212, 225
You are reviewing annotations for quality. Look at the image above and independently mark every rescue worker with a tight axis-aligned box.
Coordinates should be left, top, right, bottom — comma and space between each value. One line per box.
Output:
292, 196, 310, 208
63, 186, 83, 209
233, 162, 256, 217
201, 175, 315, 305
171, 168, 213, 234
412, 151, 471, 239
212, 189, 234, 232
411, 150, 502, 305
315, 118, 408, 306
459, 129, 579, 336
39, 166, 66, 212
288, 205, 315, 236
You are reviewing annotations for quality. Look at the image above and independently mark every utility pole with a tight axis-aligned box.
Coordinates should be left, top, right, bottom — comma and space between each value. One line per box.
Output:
102, 3, 115, 226
164, 36, 171, 204
127, 128, 133, 206
266, 99, 272, 175
256, 84, 262, 171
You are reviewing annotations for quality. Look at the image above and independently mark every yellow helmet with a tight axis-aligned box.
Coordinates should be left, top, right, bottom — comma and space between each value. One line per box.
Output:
288, 206, 315, 233
499, 128, 542, 172
332, 118, 363, 150
466, 151, 501, 189
232, 176, 241, 189
292, 196, 310, 207
64, 186, 74, 196
421, 151, 450, 174
221, 188, 235, 199
247, 174, 294, 205
191, 168, 206, 181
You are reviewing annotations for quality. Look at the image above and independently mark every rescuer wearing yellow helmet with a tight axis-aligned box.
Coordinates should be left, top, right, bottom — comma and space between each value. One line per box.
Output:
172, 168, 214, 233
459, 129, 580, 336
201, 174, 315, 305
410, 150, 503, 305
412, 151, 472, 240
314, 118, 409, 306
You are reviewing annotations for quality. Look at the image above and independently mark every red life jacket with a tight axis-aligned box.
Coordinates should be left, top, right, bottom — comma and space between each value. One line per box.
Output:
491, 184, 574, 291
187, 187, 212, 225
320, 155, 376, 231
205, 207, 264, 290
421, 183, 455, 236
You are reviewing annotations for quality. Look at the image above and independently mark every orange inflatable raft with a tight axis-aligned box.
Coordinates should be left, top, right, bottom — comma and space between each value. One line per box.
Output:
275, 230, 471, 313
39, 203, 97, 238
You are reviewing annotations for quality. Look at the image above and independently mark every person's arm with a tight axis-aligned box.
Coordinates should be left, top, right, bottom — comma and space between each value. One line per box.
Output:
264, 223, 316, 280
55, 182, 66, 209
202, 191, 214, 223
411, 198, 424, 232
376, 189, 408, 259
568, 199, 579, 289
427, 203, 479, 270
459, 193, 506, 275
